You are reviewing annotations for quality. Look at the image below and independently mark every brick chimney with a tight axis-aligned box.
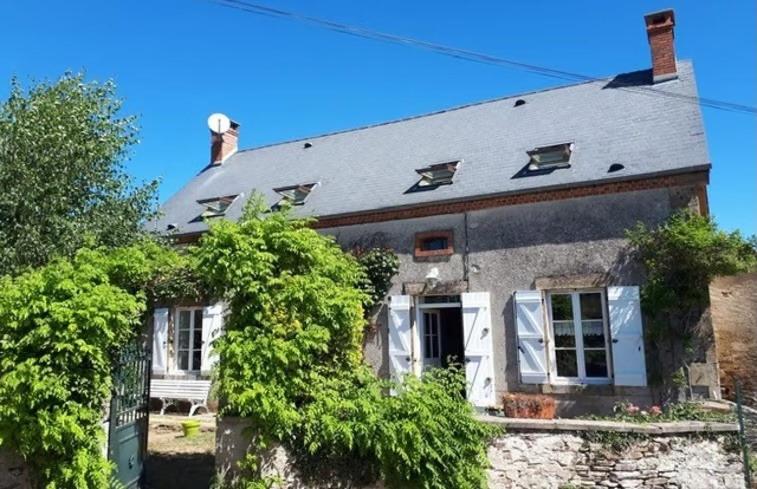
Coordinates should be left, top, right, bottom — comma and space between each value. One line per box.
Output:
644, 9, 677, 83
210, 120, 240, 165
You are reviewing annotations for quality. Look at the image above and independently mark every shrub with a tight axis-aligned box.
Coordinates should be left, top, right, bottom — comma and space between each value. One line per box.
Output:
0, 242, 179, 487
199, 197, 495, 489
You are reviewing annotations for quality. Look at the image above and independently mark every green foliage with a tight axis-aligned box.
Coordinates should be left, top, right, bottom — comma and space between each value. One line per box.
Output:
586, 400, 736, 424
581, 400, 736, 451
196, 195, 367, 436
0, 241, 181, 488
199, 196, 494, 489
301, 367, 496, 489
352, 247, 399, 313
0, 73, 158, 276
627, 211, 756, 339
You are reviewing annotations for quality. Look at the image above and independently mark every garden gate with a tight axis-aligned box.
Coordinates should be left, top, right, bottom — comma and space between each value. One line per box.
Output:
108, 334, 151, 488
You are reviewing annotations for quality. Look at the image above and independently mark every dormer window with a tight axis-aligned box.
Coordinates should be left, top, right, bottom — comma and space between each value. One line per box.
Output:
527, 143, 574, 171
273, 183, 317, 206
198, 195, 237, 218
416, 161, 460, 188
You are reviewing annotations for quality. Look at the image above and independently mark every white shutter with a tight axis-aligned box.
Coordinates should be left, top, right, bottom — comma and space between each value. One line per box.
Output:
152, 308, 169, 374
388, 295, 413, 381
608, 286, 647, 387
461, 292, 496, 407
514, 291, 549, 384
201, 303, 224, 375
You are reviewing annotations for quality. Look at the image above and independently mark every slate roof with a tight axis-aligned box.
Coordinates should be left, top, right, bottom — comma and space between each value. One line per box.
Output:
152, 61, 710, 236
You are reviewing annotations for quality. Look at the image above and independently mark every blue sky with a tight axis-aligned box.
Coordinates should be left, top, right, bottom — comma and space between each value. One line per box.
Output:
1, 1, 755, 235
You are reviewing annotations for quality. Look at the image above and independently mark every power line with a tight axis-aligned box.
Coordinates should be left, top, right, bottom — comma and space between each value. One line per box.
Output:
208, 0, 757, 115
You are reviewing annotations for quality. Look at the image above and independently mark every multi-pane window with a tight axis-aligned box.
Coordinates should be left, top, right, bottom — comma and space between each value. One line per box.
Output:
547, 291, 610, 382
175, 308, 203, 372
422, 310, 441, 367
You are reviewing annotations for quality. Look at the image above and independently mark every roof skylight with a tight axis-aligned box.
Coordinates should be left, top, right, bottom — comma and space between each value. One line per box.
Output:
415, 161, 460, 188
273, 183, 317, 206
527, 143, 574, 171
197, 195, 238, 218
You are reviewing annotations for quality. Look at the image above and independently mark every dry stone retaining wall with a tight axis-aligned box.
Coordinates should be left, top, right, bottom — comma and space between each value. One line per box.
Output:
487, 433, 744, 489
217, 416, 746, 489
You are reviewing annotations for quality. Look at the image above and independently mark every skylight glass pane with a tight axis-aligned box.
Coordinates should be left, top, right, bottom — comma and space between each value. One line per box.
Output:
198, 195, 237, 218
528, 143, 573, 170
274, 183, 316, 205
415, 161, 459, 187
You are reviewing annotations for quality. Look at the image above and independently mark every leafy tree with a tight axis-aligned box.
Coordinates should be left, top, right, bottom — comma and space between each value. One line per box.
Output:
198, 196, 494, 489
0, 73, 158, 276
0, 242, 180, 488
627, 211, 756, 396
352, 246, 400, 314
627, 211, 756, 338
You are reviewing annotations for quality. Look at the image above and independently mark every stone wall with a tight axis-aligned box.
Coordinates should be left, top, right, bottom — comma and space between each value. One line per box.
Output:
488, 433, 743, 489
324, 184, 721, 408
0, 447, 31, 489
710, 272, 757, 407
217, 416, 746, 489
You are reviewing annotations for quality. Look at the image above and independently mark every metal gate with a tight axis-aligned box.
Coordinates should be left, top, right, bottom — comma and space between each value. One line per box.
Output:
108, 334, 151, 488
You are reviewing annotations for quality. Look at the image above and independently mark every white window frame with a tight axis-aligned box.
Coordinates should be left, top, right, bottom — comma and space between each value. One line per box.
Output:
545, 289, 612, 385
173, 306, 204, 373
421, 310, 442, 368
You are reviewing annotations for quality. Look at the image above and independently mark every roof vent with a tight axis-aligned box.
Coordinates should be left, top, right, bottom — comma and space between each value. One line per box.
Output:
514, 99, 526, 107
608, 163, 625, 173
304, 142, 313, 149
166, 223, 178, 231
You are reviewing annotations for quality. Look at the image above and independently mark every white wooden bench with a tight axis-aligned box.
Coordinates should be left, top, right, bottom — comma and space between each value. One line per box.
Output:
150, 379, 212, 417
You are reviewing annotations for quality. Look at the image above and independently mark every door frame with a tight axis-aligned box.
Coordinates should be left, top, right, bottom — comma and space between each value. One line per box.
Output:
413, 296, 463, 374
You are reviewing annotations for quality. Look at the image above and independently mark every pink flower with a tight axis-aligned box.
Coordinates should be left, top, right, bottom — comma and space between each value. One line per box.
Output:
649, 405, 662, 416
627, 404, 640, 414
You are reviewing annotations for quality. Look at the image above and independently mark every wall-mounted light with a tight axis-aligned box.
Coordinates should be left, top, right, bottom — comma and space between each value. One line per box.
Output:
425, 267, 440, 290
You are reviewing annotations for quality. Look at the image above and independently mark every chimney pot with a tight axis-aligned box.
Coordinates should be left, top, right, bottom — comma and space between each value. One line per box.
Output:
644, 9, 677, 83
210, 119, 240, 165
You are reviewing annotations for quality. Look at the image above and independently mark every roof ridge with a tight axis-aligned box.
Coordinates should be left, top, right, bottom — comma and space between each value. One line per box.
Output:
234, 67, 652, 155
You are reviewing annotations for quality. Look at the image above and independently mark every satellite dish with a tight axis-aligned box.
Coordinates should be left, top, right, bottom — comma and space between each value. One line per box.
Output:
207, 113, 231, 134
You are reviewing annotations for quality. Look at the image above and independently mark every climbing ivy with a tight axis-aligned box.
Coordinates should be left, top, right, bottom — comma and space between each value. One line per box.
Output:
352, 246, 399, 314
627, 210, 756, 341
197, 196, 495, 489
0, 241, 181, 488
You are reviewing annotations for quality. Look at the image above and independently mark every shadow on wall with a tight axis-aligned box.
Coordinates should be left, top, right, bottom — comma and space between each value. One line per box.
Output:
498, 244, 640, 392
144, 453, 215, 489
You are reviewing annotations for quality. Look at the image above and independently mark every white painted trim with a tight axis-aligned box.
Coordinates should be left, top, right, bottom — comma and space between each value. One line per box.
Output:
173, 306, 204, 374
417, 302, 462, 309
545, 289, 612, 385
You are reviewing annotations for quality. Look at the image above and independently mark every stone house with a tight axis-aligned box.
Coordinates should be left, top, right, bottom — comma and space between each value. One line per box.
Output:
150, 10, 719, 413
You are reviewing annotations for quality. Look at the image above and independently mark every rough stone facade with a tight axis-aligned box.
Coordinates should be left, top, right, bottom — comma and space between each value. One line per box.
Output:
323, 184, 718, 412
710, 272, 757, 407
487, 433, 744, 489
0, 448, 31, 489
217, 417, 745, 489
